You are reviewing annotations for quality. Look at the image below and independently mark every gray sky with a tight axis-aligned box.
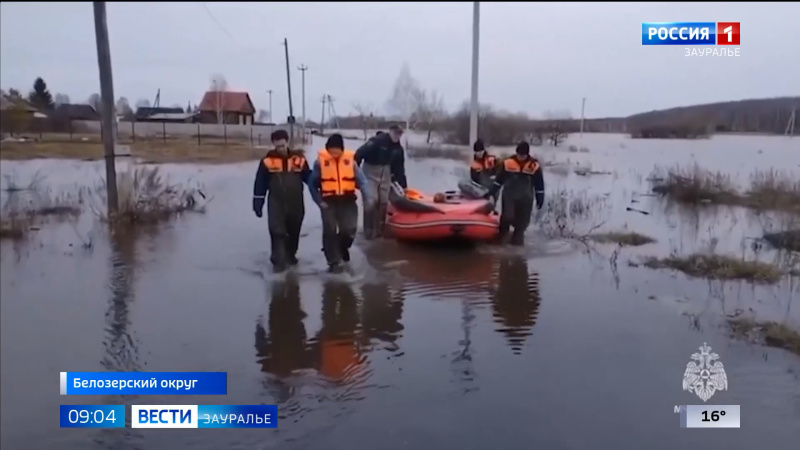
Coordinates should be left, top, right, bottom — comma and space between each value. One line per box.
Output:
1, 2, 797, 119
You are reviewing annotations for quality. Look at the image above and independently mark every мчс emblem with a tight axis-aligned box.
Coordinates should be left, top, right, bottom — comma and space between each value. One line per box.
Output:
682, 343, 728, 402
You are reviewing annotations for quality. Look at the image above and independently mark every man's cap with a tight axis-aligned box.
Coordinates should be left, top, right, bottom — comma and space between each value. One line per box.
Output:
375, 131, 384, 136
515, 141, 530, 155
271, 129, 289, 142
473, 139, 485, 152
325, 133, 344, 149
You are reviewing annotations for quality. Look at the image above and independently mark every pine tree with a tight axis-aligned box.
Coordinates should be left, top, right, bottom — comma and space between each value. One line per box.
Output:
28, 77, 55, 111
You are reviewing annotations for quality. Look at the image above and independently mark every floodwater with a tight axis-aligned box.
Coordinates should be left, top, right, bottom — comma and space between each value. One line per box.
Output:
1, 133, 800, 449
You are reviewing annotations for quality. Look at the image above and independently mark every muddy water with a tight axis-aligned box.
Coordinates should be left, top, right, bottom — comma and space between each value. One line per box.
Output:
2, 134, 800, 449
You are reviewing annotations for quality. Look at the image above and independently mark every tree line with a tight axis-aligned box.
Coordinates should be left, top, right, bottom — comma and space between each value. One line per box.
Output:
343, 65, 799, 145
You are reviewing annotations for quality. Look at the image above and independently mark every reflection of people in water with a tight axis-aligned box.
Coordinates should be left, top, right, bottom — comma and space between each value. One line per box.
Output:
255, 278, 312, 377
491, 257, 542, 354
360, 282, 404, 350
309, 280, 365, 382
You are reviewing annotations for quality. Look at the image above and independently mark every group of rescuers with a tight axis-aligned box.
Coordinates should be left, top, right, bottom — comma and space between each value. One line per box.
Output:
252, 127, 546, 273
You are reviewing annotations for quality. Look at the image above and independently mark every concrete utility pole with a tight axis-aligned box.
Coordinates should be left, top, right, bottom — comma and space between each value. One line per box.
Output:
298, 64, 308, 142
266, 89, 273, 123
320, 95, 327, 135
580, 97, 586, 139
93, 1, 118, 213
469, 2, 480, 146
282, 38, 295, 145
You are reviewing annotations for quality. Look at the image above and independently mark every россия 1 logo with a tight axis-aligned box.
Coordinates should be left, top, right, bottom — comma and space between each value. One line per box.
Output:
641, 22, 740, 57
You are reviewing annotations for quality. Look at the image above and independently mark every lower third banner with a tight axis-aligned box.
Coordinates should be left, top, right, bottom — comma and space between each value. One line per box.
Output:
131, 405, 277, 428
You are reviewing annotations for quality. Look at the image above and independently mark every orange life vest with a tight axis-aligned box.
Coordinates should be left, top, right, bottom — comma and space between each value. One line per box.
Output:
503, 157, 540, 175
470, 155, 496, 172
317, 149, 356, 197
262, 153, 306, 173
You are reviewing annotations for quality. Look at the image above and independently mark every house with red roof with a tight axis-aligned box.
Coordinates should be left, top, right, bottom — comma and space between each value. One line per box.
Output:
197, 90, 256, 125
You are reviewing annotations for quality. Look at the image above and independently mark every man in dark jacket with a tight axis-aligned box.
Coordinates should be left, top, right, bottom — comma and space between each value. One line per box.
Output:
483, 141, 545, 246
253, 129, 312, 272
354, 125, 407, 239
469, 138, 498, 198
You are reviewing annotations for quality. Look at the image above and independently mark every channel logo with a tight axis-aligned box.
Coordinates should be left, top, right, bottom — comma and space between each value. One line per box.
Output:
642, 22, 740, 45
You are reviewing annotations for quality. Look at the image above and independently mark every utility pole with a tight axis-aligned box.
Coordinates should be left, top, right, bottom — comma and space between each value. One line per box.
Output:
320, 95, 327, 134
282, 38, 295, 146
580, 97, 586, 139
93, 1, 118, 214
266, 89, 273, 123
298, 64, 308, 142
469, 2, 480, 147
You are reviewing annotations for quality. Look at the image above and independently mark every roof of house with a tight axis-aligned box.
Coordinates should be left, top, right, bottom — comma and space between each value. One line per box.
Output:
51, 103, 100, 120
198, 91, 255, 115
0, 95, 39, 112
142, 112, 198, 121
135, 106, 184, 119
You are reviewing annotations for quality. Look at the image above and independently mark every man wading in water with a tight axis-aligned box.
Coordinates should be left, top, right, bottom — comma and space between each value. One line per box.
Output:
309, 134, 371, 273
355, 125, 407, 239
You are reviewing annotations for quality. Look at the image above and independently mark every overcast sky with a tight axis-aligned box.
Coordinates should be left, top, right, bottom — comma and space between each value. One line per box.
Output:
1, 2, 797, 119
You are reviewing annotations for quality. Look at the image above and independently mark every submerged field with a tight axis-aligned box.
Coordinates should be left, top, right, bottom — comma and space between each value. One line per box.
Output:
1, 132, 799, 450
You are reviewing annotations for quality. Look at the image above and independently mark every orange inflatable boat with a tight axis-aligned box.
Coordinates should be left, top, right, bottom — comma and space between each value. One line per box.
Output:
385, 183, 500, 243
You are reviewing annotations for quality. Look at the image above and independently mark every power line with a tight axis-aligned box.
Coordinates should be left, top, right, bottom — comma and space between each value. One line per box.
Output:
199, 2, 239, 45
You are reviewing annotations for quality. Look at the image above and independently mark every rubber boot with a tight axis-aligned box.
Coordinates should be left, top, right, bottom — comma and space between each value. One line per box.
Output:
363, 208, 376, 240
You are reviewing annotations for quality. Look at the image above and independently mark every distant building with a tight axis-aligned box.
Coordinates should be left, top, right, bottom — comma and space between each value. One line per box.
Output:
135, 106, 197, 123
50, 103, 100, 121
197, 91, 255, 125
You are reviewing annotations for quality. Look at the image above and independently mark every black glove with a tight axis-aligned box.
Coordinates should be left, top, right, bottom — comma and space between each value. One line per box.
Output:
253, 198, 264, 218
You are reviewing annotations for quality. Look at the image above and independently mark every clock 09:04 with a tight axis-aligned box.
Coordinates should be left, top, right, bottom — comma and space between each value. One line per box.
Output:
60, 405, 126, 428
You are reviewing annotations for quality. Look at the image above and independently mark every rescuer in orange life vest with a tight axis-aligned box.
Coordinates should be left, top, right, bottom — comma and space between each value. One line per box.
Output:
469, 138, 498, 199
252, 129, 313, 272
483, 141, 545, 246
309, 134, 371, 273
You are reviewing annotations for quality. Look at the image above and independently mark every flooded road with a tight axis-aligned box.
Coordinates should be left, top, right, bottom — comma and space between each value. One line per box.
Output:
2, 133, 800, 449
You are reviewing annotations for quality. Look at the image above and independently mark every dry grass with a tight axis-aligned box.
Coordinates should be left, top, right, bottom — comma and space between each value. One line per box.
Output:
0, 186, 82, 240
0, 138, 261, 164
746, 169, 800, 213
540, 189, 610, 239
589, 231, 656, 246
728, 319, 800, 356
84, 164, 209, 224
762, 230, 800, 252
650, 164, 800, 214
643, 253, 784, 284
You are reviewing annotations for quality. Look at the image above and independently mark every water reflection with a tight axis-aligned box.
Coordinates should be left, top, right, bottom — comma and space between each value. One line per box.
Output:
490, 257, 542, 355
101, 226, 141, 371
255, 276, 311, 378
360, 281, 404, 352
309, 280, 368, 385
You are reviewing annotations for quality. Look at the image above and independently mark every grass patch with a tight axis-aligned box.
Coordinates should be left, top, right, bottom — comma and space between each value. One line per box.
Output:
763, 230, 800, 252
540, 189, 610, 239
0, 138, 260, 164
589, 231, 656, 246
746, 169, 800, 213
650, 164, 800, 214
728, 319, 800, 356
643, 253, 783, 284
84, 164, 209, 225
0, 190, 82, 240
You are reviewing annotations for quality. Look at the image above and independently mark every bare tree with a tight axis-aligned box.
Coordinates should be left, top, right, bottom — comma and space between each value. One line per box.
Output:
135, 98, 151, 109
412, 89, 447, 143
352, 103, 377, 140
209, 73, 228, 124
115, 97, 134, 120
87, 93, 102, 112
542, 109, 573, 120
257, 109, 270, 123
386, 63, 422, 129
54, 93, 71, 106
